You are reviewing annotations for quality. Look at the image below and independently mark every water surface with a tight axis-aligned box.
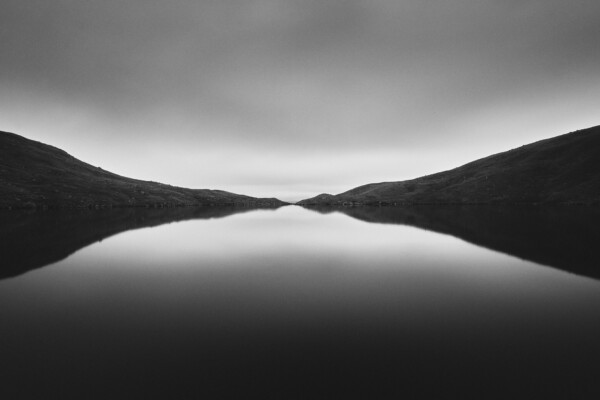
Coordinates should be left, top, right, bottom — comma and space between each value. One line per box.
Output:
1, 206, 599, 398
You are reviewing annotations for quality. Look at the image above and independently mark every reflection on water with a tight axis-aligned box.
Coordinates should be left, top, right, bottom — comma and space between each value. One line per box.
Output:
2, 204, 598, 281
0, 206, 599, 398
305, 205, 600, 280
0, 205, 281, 280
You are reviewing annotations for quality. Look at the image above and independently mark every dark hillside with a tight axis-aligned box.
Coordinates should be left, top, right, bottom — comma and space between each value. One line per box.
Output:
299, 125, 600, 205
0, 131, 286, 208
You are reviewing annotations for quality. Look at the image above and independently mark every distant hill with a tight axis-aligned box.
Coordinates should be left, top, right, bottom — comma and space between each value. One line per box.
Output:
298, 125, 600, 205
0, 131, 286, 209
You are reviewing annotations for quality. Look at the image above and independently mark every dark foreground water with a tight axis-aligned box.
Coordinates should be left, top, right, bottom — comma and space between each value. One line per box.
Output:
1, 205, 599, 399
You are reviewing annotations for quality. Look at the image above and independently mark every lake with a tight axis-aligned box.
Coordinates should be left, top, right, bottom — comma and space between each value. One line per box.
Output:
1, 205, 599, 398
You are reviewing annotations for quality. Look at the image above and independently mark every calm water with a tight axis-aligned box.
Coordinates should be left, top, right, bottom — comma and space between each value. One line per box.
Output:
1, 205, 599, 398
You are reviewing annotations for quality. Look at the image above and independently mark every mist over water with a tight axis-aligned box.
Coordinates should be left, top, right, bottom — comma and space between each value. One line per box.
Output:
1, 206, 599, 398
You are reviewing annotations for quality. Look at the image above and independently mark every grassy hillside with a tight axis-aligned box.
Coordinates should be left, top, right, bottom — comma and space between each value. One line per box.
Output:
298, 125, 600, 205
0, 131, 286, 209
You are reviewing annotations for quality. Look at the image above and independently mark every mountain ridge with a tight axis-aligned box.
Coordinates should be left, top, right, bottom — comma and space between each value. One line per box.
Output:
298, 125, 600, 205
0, 130, 287, 209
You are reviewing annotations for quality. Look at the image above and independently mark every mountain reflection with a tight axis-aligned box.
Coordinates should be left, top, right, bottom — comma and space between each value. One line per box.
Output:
3, 205, 599, 282
0, 205, 283, 280
303, 205, 600, 281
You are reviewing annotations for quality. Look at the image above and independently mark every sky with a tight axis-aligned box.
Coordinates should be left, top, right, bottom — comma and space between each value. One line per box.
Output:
1, 0, 599, 201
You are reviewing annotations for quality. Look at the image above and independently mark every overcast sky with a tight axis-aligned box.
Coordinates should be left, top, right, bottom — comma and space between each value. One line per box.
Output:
2, 0, 599, 201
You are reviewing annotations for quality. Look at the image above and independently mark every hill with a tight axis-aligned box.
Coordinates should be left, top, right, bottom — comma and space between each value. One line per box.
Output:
0, 131, 286, 209
298, 125, 600, 205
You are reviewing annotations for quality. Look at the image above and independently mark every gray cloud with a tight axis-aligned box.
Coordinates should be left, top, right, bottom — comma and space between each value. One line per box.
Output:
1, 0, 599, 200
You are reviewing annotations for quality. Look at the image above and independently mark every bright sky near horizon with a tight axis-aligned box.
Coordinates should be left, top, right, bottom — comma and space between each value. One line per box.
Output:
1, 0, 599, 201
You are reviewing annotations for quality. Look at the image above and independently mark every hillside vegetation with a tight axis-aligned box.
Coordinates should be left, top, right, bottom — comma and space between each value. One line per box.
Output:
299, 125, 600, 205
0, 131, 286, 209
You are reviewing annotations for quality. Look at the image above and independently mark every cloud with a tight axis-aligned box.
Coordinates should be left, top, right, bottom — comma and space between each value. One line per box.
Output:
1, 0, 599, 198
